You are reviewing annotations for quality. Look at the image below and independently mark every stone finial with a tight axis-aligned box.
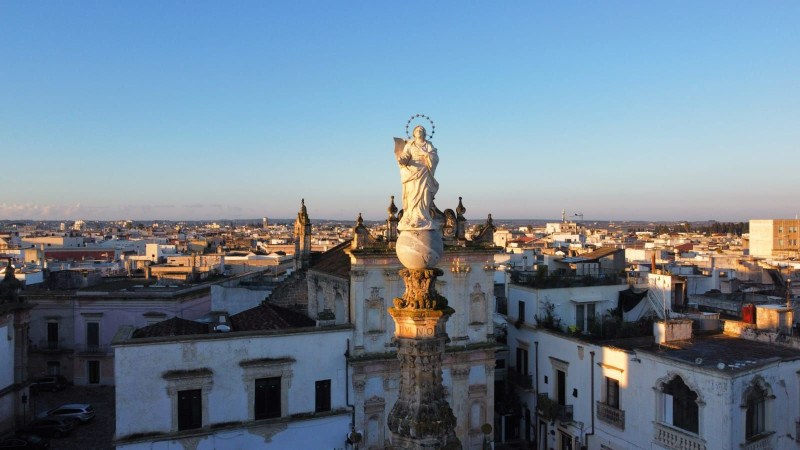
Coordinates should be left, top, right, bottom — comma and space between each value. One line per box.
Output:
388, 196, 398, 219
456, 197, 466, 217
357, 212, 364, 227
0, 258, 22, 304
297, 198, 310, 225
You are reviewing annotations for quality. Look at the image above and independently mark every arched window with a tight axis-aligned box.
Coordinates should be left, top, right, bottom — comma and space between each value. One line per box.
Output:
745, 386, 766, 439
662, 376, 699, 434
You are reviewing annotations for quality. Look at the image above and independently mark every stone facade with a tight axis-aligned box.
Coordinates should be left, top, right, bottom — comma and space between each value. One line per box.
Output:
347, 245, 499, 449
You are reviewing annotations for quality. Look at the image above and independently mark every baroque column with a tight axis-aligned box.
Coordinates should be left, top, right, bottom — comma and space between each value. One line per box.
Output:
388, 118, 460, 449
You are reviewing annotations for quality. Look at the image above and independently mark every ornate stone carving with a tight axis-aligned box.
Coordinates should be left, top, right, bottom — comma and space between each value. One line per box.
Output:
388, 120, 460, 449
392, 269, 450, 311
451, 366, 471, 380
353, 379, 366, 393
351, 270, 367, 281
450, 259, 471, 277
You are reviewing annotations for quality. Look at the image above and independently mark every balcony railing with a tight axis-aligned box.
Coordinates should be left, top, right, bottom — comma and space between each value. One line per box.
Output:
653, 422, 706, 450
536, 394, 573, 423
77, 344, 110, 355
742, 433, 774, 450
31, 340, 70, 352
507, 367, 533, 389
556, 404, 573, 422
596, 401, 625, 430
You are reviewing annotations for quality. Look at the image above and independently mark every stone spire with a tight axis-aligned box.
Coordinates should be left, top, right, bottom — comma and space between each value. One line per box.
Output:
294, 199, 311, 270
455, 197, 467, 240
387, 196, 399, 242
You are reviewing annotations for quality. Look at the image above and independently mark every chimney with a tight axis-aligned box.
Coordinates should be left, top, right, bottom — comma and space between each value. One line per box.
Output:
651, 252, 657, 275
654, 319, 693, 344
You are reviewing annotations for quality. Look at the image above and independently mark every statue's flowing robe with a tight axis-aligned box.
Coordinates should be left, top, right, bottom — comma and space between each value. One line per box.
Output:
397, 140, 439, 230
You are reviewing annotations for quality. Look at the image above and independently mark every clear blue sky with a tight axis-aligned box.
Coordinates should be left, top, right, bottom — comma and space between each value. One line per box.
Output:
2, 1, 798, 222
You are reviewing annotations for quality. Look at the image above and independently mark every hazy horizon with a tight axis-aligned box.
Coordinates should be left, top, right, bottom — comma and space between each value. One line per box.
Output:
3, 2, 798, 222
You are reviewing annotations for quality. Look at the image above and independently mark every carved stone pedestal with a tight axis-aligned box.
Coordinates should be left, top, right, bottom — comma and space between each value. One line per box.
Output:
388, 268, 461, 450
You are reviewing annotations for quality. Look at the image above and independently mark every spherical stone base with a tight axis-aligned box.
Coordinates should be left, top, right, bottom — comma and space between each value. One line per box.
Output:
396, 230, 443, 270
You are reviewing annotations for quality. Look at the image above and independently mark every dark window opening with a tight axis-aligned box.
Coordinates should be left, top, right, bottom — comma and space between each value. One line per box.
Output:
518, 301, 526, 323
87, 360, 100, 384
516, 348, 529, 375
47, 322, 59, 348
178, 389, 202, 430
255, 377, 281, 420
557, 370, 566, 405
745, 387, 766, 439
663, 376, 698, 434
315, 379, 331, 413
606, 377, 619, 408
86, 322, 99, 349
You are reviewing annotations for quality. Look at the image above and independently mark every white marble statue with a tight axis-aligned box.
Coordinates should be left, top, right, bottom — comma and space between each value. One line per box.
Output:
395, 125, 439, 231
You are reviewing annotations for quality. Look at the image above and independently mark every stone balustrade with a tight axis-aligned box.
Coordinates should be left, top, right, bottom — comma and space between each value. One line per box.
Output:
596, 401, 625, 430
653, 422, 706, 450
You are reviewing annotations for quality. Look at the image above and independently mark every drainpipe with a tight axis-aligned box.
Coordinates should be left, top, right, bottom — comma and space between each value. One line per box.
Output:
534, 341, 539, 448
345, 339, 356, 447
585, 351, 595, 450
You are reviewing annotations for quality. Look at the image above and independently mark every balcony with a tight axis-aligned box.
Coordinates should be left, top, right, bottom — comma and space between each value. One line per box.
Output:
31, 340, 70, 352
556, 404, 573, 422
76, 344, 110, 355
742, 433, 774, 450
653, 422, 706, 450
507, 367, 533, 389
536, 394, 573, 423
596, 401, 625, 430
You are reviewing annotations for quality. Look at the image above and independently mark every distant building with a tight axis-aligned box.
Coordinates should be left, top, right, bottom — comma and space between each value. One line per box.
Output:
749, 219, 800, 258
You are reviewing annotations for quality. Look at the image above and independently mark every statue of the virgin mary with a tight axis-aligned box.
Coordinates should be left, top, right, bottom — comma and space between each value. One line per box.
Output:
394, 125, 439, 231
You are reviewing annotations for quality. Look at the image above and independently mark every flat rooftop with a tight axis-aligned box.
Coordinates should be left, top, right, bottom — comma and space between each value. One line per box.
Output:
636, 333, 800, 373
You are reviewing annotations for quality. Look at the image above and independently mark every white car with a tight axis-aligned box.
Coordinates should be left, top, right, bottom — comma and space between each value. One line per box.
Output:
39, 403, 95, 423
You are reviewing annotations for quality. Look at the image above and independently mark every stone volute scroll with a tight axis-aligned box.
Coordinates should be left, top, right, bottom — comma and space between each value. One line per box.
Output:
388, 116, 461, 450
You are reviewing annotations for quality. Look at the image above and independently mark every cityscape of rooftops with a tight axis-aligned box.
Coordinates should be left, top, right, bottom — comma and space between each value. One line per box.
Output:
1, 3, 798, 450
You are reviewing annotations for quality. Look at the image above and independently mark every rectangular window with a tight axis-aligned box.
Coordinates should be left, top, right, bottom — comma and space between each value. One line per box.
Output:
87, 360, 100, 384
556, 370, 566, 405
518, 301, 525, 323
516, 348, 529, 375
255, 377, 281, 420
576, 304, 596, 331
178, 389, 202, 430
779, 239, 784, 246
605, 377, 619, 408
315, 379, 331, 412
47, 361, 61, 376
47, 322, 59, 349
86, 322, 99, 349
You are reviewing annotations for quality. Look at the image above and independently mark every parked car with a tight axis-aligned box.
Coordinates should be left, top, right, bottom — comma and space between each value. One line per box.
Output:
38, 404, 95, 424
29, 376, 69, 393
20, 417, 76, 438
0, 433, 49, 449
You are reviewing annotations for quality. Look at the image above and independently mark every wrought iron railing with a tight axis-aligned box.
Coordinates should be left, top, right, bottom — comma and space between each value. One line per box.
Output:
507, 367, 533, 389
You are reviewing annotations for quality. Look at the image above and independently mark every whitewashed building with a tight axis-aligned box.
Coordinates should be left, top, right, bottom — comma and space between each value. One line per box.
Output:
502, 276, 800, 450
113, 305, 352, 449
